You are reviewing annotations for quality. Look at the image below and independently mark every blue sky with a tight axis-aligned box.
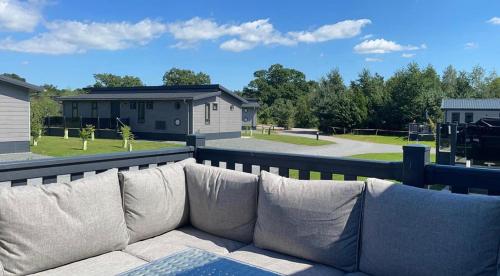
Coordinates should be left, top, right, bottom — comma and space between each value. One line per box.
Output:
0, 0, 499, 90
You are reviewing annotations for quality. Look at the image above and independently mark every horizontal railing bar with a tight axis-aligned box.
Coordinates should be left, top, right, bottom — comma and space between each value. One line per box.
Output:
0, 147, 194, 182
425, 164, 500, 192
197, 147, 403, 180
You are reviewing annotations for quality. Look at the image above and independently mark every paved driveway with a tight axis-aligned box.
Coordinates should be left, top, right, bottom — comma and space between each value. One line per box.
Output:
206, 134, 402, 157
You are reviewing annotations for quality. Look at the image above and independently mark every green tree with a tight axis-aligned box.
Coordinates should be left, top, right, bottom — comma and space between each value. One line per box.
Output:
93, 73, 143, 88
243, 64, 311, 106
384, 63, 443, 129
312, 69, 365, 131
441, 65, 458, 97
270, 99, 295, 129
487, 77, 500, 97
294, 94, 318, 128
455, 71, 475, 98
1, 73, 25, 82
243, 64, 315, 127
350, 69, 386, 128
257, 104, 273, 125
162, 68, 211, 85
30, 100, 45, 146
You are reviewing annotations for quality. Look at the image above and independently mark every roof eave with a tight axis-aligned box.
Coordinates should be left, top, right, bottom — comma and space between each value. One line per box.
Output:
0, 76, 43, 92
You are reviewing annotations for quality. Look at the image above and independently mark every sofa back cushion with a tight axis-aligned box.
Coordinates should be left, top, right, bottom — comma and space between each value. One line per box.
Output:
185, 163, 259, 243
360, 178, 500, 276
254, 171, 365, 272
0, 169, 129, 275
120, 158, 195, 243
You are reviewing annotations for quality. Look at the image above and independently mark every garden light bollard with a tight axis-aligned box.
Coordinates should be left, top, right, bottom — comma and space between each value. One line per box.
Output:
316, 131, 319, 140
64, 128, 69, 139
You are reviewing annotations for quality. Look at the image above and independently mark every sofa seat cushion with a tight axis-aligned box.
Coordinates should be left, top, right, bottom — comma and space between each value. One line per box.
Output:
119, 158, 195, 243
227, 245, 346, 276
254, 171, 365, 272
185, 163, 259, 243
359, 178, 500, 276
29, 251, 146, 276
0, 169, 129, 275
124, 226, 247, 262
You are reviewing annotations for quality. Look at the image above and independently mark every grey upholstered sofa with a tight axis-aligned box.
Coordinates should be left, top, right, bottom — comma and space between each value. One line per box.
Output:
0, 158, 499, 275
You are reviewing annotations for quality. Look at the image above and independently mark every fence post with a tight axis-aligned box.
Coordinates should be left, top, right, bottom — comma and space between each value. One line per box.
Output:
186, 134, 206, 161
449, 124, 457, 165
403, 144, 430, 188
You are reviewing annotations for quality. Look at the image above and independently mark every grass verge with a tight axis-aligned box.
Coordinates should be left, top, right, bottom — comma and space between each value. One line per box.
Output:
31, 136, 181, 157
246, 133, 334, 146
288, 152, 436, 180
336, 134, 435, 147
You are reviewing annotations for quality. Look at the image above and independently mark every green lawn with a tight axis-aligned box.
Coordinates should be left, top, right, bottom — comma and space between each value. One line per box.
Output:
349, 152, 436, 162
31, 136, 181, 157
288, 152, 436, 180
246, 133, 334, 146
337, 134, 435, 147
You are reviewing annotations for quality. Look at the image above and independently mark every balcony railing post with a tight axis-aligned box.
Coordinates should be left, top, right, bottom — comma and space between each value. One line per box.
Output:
186, 134, 206, 161
403, 144, 430, 188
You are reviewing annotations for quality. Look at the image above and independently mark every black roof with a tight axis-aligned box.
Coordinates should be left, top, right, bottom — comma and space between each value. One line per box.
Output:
0, 75, 43, 92
242, 98, 260, 108
59, 84, 247, 103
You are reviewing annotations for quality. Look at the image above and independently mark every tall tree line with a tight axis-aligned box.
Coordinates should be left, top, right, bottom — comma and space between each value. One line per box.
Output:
242, 63, 500, 131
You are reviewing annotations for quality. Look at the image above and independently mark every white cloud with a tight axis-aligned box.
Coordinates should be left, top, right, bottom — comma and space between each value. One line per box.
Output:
288, 19, 371, 43
360, 34, 373, 40
219, 39, 255, 52
0, 12, 372, 54
464, 42, 478, 49
166, 17, 293, 50
365, 57, 382, 62
402, 53, 416, 58
166, 17, 371, 52
0, 19, 167, 54
487, 17, 500, 25
166, 17, 228, 48
0, 0, 43, 32
354, 39, 423, 54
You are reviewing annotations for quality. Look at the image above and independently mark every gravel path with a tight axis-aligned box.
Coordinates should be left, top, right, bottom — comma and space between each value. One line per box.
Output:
206, 131, 403, 157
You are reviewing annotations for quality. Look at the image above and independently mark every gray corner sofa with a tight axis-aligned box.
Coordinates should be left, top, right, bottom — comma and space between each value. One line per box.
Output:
0, 158, 499, 276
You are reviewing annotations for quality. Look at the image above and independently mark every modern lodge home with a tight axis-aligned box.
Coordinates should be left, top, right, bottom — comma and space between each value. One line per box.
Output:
58, 85, 248, 140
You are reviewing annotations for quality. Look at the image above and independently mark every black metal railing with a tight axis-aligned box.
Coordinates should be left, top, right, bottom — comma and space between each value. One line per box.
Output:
0, 147, 193, 186
1, 134, 499, 195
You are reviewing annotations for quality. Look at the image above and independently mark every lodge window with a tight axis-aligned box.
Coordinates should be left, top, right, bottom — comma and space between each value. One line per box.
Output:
71, 102, 79, 118
451, 112, 460, 124
91, 102, 98, 118
146, 101, 154, 110
137, 102, 145, 124
213, 103, 218, 111
155, 120, 166, 130
175, 102, 181, 110
465, 112, 474, 123
230, 105, 234, 111
130, 102, 137, 110
205, 103, 210, 125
